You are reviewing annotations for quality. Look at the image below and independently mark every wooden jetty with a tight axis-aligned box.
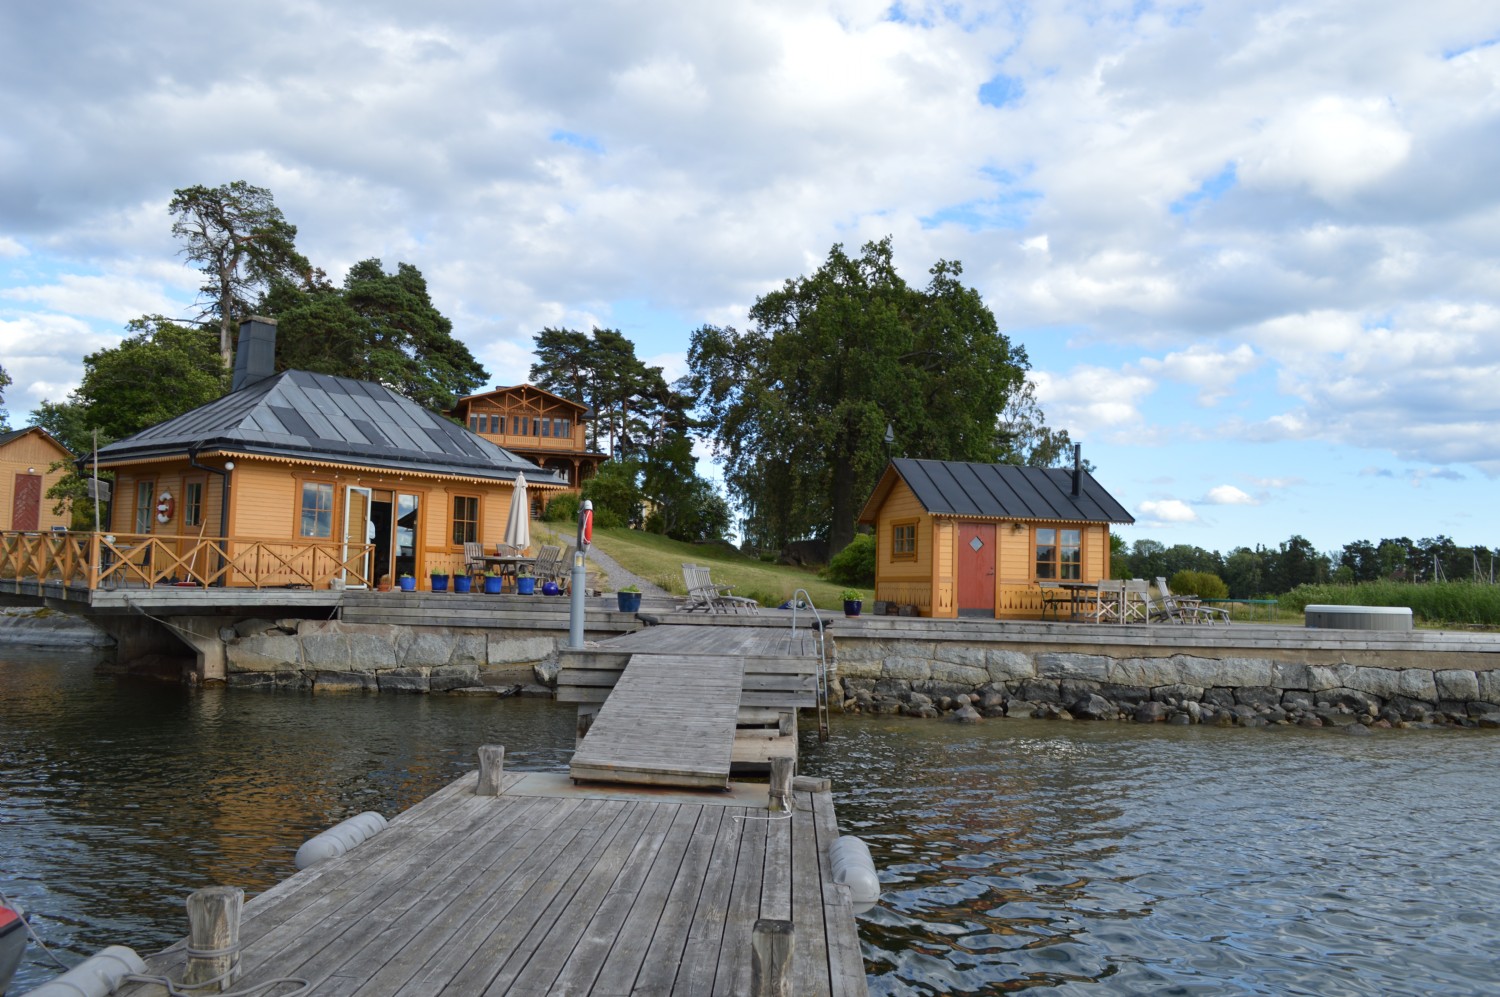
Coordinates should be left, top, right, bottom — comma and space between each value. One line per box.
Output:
120, 771, 866, 996
559, 623, 828, 779
116, 616, 864, 996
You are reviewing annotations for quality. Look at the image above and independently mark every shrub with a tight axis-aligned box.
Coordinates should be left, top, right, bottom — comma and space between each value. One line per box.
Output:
544, 492, 581, 523
1167, 570, 1228, 600
823, 534, 876, 586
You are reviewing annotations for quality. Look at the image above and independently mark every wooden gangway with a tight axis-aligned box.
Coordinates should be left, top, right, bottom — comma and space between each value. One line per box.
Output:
118, 771, 868, 996
570, 653, 746, 788
561, 624, 827, 784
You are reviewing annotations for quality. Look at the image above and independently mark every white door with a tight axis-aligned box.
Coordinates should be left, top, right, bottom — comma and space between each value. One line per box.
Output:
342, 486, 373, 588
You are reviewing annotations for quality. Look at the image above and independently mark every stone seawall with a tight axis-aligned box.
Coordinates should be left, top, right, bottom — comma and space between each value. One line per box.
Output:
832, 636, 1500, 729
223, 618, 562, 693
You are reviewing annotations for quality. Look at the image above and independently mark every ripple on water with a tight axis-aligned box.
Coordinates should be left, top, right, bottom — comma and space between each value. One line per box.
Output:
800, 714, 1500, 996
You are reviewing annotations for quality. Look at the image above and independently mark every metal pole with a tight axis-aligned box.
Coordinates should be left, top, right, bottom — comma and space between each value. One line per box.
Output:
568, 500, 592, 649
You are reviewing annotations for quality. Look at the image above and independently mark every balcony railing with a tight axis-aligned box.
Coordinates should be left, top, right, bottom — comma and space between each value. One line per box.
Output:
0, 530, 374, 591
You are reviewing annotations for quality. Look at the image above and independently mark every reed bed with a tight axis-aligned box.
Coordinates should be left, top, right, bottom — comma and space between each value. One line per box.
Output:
1280, 581, 1500, 626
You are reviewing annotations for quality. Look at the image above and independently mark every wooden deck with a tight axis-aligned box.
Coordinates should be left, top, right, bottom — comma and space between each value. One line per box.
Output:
119, 772, 868, 996
570, 654, 746, 788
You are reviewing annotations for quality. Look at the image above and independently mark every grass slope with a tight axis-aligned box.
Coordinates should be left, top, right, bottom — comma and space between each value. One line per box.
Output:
585, 527, 860, 610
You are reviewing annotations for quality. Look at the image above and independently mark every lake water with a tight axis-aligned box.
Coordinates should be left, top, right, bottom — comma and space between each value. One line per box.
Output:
3, 649, 1498, 994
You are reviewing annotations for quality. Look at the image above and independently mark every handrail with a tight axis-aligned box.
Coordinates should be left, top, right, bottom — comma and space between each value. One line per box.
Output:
787, 588, 830, 742
0, 530, 373, 591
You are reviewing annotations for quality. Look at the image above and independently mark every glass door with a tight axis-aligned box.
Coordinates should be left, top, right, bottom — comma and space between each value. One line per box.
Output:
342, 486, 373, 588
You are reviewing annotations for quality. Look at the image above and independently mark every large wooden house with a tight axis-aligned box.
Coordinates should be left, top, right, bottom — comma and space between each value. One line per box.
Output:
1, 427, 74, 531
90, 318, 566, 589
857, 457, 1134, 619
448, 384, 606, 513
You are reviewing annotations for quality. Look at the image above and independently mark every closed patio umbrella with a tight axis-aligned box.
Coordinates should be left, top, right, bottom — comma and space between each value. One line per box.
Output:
503, 473, 531, 552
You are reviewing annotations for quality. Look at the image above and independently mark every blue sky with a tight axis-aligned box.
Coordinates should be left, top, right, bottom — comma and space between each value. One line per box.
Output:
3, 0, 1499, 557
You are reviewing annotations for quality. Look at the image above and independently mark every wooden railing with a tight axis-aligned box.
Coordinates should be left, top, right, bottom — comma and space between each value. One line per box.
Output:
0, 531, 374, 591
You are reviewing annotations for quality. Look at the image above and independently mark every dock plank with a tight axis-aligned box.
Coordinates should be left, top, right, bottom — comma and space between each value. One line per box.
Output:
571, 654, 745, 788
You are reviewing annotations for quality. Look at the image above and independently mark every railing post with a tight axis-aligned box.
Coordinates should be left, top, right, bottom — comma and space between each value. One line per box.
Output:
768, 757, 793, 813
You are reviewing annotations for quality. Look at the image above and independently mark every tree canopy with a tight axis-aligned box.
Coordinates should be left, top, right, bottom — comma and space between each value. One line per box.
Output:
0, 362, 11, 431
170, 181, 311, 367
262, 259, 488, 410
529, 327, 674, 459
687, 237, 1028, 553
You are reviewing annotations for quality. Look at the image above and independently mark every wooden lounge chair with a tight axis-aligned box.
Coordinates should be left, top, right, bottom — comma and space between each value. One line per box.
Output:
680, 563, 758, 614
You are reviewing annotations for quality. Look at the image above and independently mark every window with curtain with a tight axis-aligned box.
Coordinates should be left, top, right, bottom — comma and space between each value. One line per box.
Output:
134, 481, 155, 533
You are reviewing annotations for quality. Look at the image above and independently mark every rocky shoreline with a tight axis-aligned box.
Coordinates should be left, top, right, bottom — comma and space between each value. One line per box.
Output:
832, 640, 1500, 731
0, 606, 114, 649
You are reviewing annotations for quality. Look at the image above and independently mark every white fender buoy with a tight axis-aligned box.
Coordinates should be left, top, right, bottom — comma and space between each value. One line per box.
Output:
828, 835, 880, 905
23, 945, 145, 996
295, 811, 388, 870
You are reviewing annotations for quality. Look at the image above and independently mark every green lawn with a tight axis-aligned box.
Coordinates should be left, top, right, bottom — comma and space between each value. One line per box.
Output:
547, 525, 860, 610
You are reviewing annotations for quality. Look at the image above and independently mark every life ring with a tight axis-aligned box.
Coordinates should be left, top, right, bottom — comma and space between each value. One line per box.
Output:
156, 491, 175, 524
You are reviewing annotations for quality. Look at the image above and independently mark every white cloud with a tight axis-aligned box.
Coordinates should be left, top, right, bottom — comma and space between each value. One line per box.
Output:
1241, 96, 1413, 203
1136, 343, 1259, 406
1138, 499, 1199, 523
4, 273, 179, 324
1032, 365, 1156, 439
1204, 484, 1257, 505
0, 236, 25, 258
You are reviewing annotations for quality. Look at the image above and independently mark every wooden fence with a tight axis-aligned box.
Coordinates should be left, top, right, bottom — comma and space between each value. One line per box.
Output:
0, 530, 373, 591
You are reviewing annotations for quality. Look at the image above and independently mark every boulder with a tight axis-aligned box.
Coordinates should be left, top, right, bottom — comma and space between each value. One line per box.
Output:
378, 669, 430, 693
1133, 701, 1168, 723
1035, 653, 1110, 682
951, 704, 982, 723
1069, 694, 1114, 720
985, 649, 1035, 681
314, 670, 375, 693
1435, 670, 1480, 702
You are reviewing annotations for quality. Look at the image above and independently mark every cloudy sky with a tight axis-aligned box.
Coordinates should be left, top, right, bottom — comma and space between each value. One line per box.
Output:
3, 0, 1498, 556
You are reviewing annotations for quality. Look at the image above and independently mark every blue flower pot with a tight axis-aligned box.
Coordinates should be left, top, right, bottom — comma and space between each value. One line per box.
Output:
484, 575, 504, 594
454, 575, 472, 593
398, 576, 416, 592
617, 591, 642, 613
843, 599, 862, 617
430, 574, 449, 592
516, 577, 536, 595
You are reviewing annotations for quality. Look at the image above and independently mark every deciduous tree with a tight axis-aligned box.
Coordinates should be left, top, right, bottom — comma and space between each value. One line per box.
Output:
688, 237, 1027, 554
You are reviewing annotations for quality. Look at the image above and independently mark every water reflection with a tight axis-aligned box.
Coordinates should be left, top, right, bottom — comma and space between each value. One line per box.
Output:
5, 652, 1500, 994
1, 651, 575, 990
800, 714, 1500, 996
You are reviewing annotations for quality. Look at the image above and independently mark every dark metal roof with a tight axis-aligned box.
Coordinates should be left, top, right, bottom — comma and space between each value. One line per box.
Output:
94, 370, 567, 485
869, 458, 1134, 524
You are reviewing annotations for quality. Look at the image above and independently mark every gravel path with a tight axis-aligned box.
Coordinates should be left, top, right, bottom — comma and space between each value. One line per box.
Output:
533, 525, 670, 596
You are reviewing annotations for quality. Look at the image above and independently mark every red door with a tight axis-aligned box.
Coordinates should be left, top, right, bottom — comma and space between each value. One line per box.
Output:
956, 522, 996, 616
11, 473, 41, 530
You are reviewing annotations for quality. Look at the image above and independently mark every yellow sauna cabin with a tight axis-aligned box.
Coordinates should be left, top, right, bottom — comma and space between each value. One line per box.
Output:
448, 383, 606, 510
0, 427, 74, 531
857, 457, 1134, 619
87, 317, 567, 591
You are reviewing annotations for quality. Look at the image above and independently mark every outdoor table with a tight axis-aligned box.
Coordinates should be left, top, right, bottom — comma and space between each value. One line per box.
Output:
478, 554, 535, 592
1058, 581, 1101, 621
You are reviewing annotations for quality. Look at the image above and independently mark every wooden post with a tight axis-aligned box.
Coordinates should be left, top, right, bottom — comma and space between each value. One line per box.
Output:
477, 744, 506, 795
751, 917, 794, 997
185, 885, 243, 991
576, 705, 599, 746
777, 711, 796, 736
768, 756, 793, 812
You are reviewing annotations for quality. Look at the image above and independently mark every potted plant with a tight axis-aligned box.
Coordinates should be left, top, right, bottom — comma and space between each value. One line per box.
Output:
453, 573, 473, 594
841, 589, 863, 617
616, 584, 642, 613
483, 568, 504, 594
398, 573, 417, 592
515, 565, 536, 595
430, 570, 450, 592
